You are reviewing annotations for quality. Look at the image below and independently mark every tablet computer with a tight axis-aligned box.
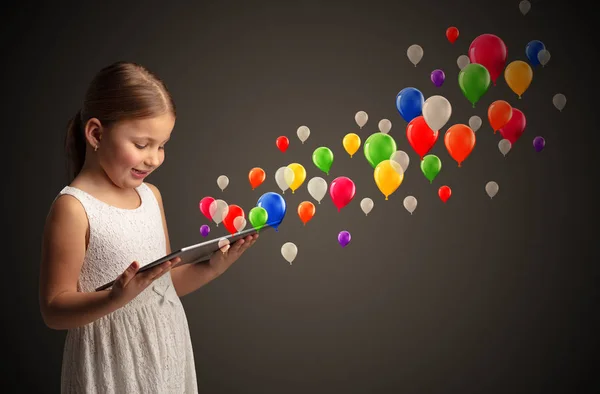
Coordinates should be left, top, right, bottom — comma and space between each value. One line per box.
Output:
95, 223, 276, 291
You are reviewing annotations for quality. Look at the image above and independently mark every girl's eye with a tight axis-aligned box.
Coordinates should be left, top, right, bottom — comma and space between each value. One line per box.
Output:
135, 144, 146, 149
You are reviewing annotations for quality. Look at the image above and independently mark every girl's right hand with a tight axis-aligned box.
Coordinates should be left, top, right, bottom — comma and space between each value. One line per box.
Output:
108, 257, 181, 307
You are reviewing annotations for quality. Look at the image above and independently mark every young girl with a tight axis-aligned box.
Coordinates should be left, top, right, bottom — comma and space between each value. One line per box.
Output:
39, 61, 258, 393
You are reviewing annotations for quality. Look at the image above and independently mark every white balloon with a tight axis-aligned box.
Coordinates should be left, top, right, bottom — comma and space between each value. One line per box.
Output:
422, 95, 452, 132
403, 196, 417, 215
498, 139, 512, 157
297, 125, 310, 144
407, 44, 423, 66
360, 197, 374, 216
553, 93, 566, 112
485, 181, 499, 199
538, 49, 550, 66
218, 237, 230, 253
217, 175, 229, 191
390, 150, 410, 172
519, 0, 531, 15
275, 166, 295, 194
209, 199, 229, 226
233, 216, 247, 232
378, 119, 392, 134
281, 242, 298, 264
307, 176, 328, 204
457, 54, 470, 70
469, 115, 482, 132
355, 111, 368, 129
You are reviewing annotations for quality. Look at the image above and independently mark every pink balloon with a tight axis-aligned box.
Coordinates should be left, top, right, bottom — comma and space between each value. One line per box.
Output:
499, 108, 526, 144
199, 196, 214, 220
329, 176, 356, 212
468, 33, 508, 86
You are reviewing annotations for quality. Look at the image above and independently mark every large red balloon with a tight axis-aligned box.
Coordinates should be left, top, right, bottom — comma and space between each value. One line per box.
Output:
276, 136, 289, 152
199, 196, 214, 221
406, 115, 438, 160
444, 124, 476, 167
438, 186, 451, 203
329, 176, 355, 212
499, 108, 526, 144
468, 34, 508, 85
446, 27, 459, 44
223, 204, 245, 235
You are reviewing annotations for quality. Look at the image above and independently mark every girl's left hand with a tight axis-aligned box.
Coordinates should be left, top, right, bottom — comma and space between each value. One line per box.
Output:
209, 234, 259, 276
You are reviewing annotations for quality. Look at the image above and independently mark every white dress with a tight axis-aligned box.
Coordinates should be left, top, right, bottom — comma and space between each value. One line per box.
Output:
55, 182, 198, 394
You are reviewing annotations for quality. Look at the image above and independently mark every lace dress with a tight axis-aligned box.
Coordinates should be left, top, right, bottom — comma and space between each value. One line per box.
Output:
55, 182, 198, 393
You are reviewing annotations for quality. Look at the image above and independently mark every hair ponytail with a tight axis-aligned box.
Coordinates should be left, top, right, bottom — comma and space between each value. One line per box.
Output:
65, 109, 85, 182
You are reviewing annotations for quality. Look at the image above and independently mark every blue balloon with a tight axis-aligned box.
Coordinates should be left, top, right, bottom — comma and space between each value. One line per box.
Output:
257, 192, 287, 231
525, 40, 545, 67
395, 87, 424, 123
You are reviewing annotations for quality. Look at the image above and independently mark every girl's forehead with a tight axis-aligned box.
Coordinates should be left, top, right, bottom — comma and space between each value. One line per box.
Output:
116, 114, 175, 139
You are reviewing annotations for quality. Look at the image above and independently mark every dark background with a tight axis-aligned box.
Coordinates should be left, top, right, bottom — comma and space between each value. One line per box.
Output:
4, 0, 598, 392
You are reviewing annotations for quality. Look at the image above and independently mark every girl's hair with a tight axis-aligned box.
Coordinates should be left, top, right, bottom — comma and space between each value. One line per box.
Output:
64, 61, 176, 182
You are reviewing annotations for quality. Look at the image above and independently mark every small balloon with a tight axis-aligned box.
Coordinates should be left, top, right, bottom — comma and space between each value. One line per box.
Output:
360, 197, 374, 216
297, 201, 316, 225
329, 176, 356, 212
457, 55, 470, 70
200, 224, 210, 237
390, 150, 410, 173
276, 136, 289, 153
446, 26, 459, 44
498, 139, 512, 157
438, 185, 451, 203
420, 154, 442, 183
458, 63, 491, 107
422, 95, 452, 131
218, 237, 230, 254
199, 196, 214, 221
553, 94, 566, 112
257, 192, 287, 230
233, 216, 247, 233
363, 132, 397, 169
312, 146, 334, 175
209, 199, 229, 227
519, 0, 531, 15
355, 111, 368, 129
307, 176, 328, 204
396, 87, 424, 123
343, 133, 361, 158
281, 242, 297, 264
223, 204, 245, 235
499, 108, 526, 144
297, 126, 310, 144
485, 181, 499, 199
537, 49, 551, 66
374, 160, 404, 200
444, 124, 476, 167
287, 163, 306, 193
406, 115, 438, 159
468, 33, 508, 86
338, 231, 351, 247
403, 196, 417, 215
468, 115, 482, 132
217, 175, 229, 191
275, 166, 295, 194
504, 60, 533, 98
378, 119, 392, 134
248, 167, 266, 190
249, 206, 268, 231
533, 136, 545, 152
525, 40, 546, 67
407, 44, 423, 66
488, 100, 513, 133
430, 69, 446, 87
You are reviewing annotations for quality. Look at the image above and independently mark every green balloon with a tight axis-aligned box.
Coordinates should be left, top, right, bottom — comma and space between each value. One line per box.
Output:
458, 63, 491, 107
420, 154, 442, 183
312, 147, 334, 175
248, 206, 268, 231
363, 133, 397, 169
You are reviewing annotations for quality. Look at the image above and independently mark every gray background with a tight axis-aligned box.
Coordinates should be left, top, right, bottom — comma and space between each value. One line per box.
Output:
4, 0, 598, 392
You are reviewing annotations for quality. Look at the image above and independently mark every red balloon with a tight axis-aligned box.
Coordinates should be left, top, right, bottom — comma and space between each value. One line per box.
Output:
406, 115, 439, 160
446, 26, 459, 44
276, 136, 289, 152
444, 124, 476, 167
199, 196, 214, 220
438, 186, 451, 203
499, 108, 526, 144
468, 34, 508, 85
223, 204, 245, 235
329, 176, 356, 212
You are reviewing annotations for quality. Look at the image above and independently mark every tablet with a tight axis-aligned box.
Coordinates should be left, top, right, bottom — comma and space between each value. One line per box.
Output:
95, 223, 276, 291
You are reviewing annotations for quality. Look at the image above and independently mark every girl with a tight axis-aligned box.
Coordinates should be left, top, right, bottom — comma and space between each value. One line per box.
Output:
39, 61, 258, 393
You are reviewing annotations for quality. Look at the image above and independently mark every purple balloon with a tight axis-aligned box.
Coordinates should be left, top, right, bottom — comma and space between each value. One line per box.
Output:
200, 224, 210, 237
338, 230, 351, 247
431, 69, 445, 87
533, 136, 545, 152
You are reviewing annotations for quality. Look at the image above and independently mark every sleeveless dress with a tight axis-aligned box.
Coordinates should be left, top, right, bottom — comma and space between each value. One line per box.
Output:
55, 182, 198, 394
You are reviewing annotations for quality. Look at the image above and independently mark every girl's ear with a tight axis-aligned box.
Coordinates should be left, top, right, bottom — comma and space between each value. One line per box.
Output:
83, 118, 104, 148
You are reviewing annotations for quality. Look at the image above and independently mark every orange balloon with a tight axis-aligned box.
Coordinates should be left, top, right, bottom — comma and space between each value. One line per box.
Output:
488, 100, 512, 133
248, 167, 266, 190
444, 124, 476, 167
297, 201, 316, 225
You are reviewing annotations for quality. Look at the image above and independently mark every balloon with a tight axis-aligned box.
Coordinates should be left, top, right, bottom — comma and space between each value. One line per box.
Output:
276, 136, 289, 153
378, 119, 392, 134
403, 196, 418, 214
297, 201, 316, 225
329, 176, 356, 212
444, 124, 476, 167
438, 185, 451, 203
395, 87, 424, 123
457, 55, 470, 70
218, 237, 230, 253
199, 196, 214, 220
363, 132, 397, 169
431, 69, 446, 87
275, 166, 294, 194
533, 136, 545, 152
458, 63, 491, 107
355, 111, 368, 128
468, 34, 508, 85
420, 154, 442, 183
525, 40, 545, 67
200, 224, 210, 237
312, 146, 334, 175
343, 133, 361, 158
485, 181, 499, 199
406, 115, 438, 159
504, 60, 533, 98
538, 49, 551, 66
248, 206, 268, 230
488, 100, 513, 133
519, 0, 531, 15
499, 108, 526, 144
553, 93, 566, 111
407, 44, 423, 66
223, 204, 245, 235
281, 242, 297, 264
287, 163, 306, 193
422, 95, 452, 131
360, 197, 374, 216
469, 115, 482, 132
297, 126, 310, 144
209, 199, 229, 227
217, 175, 229, 191
390, 150, 410, 172
374, 159, 404, 200
338, 231, 351, 247
307, 176, 328, 204
248, 167, 266, 190
498, 139, 512, 157
233, 216, 246, 233
446, 26, 459, 44
257, 192, 287, 230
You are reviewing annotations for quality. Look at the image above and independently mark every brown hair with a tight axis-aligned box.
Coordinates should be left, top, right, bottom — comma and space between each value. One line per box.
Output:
64, 61, 176, 182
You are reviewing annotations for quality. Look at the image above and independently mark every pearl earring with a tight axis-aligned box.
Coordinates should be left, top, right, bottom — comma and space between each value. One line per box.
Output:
94, 145, 98, 152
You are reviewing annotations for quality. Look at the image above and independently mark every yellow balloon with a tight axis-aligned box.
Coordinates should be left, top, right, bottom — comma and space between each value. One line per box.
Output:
342, 133, 361, 158
504, 60, 533, 99
374, 160, 403, 200
287, 163, 306, 193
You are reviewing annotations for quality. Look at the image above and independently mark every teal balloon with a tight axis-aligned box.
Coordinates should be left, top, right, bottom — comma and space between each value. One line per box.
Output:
312, 147, 334, 175
364, 133, 397, 169
458, 63, 491, 107
420, 154, 442, 183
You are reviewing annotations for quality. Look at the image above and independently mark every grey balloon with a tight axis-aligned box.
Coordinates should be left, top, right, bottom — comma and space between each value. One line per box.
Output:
553, 93, 566, 112
485, 181, 499, 199
519, 0, 531, 15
